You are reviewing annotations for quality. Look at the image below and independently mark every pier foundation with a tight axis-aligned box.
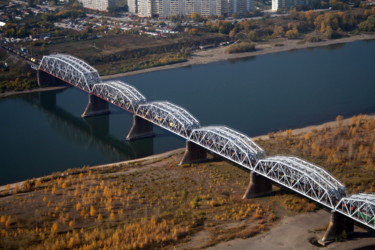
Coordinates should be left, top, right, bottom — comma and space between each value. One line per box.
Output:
320, 211, 354, 244
126, 115, 154, 141
81, 94, 110, 118
243, 172, 273, 199
179, 141, 208, 165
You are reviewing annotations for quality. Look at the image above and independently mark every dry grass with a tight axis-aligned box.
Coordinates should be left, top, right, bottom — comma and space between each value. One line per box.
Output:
0, 114, 373, 249
0, 154, 276, 249
257, 114, 375, 193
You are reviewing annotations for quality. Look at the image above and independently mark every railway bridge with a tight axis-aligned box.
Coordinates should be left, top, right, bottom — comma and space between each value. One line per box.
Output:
37, 54, 374, 243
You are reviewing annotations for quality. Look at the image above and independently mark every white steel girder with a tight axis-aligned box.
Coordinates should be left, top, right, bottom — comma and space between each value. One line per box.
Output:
39, 54, 101, 92
188, 126, 265, 168
92, 81, 147, 113
254, 156, 346, 209
335, 193, 375, 229
136, 101, 200, 139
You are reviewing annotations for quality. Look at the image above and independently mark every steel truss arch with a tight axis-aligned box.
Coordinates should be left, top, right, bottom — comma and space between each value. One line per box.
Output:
39, 54, 101, 92
189, 126, 265, 168
136, 101, 200, 139
254, 156, 346, 209
335, 193, 375, 229
92, 81, 147, 113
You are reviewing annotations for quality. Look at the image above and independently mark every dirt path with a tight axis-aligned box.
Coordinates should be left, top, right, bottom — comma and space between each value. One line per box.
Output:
101, 33, 375, 79
207, 209, 375, 250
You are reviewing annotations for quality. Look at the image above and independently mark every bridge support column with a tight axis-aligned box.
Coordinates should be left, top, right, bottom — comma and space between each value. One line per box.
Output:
82, 94, 110, 118
126, 115, 154, 141
243, 172, 272, 199
37, 70, 65, 87
320, 211, 354, 245
179, 141, 208, 165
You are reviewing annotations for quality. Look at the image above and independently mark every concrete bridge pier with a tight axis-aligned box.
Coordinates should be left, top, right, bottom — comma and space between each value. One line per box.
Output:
126, 115, 155, 141
320, 211, 354, 244
81, 94, 110, 118
243, 172, 273, 199
37, 70, 65, 87
179, 141, 208, 165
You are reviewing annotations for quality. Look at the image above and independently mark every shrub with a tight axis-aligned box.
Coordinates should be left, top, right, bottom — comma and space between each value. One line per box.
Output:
225, 42, 256, 54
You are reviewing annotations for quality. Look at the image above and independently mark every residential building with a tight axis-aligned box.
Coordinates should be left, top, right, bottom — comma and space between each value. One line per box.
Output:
130, 0, 253, 17
128, 0, 138, 14
78, 0, 116, 12
272, 0, 318, 11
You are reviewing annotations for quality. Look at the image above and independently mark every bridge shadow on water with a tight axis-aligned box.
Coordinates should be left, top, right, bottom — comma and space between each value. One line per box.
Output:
22, 89, 154, 162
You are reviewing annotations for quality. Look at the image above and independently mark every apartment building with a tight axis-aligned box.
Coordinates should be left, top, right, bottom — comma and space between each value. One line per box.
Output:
79, 0, 115, 12
133, 0, 253, 17
272, 0, 318, 11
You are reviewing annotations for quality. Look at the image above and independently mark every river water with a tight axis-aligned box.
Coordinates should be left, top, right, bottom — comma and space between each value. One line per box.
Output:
0, 40, 374, 185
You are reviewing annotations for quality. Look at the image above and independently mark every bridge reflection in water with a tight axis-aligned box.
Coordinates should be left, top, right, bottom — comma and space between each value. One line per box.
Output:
24, 90, 154, 161
36, 53, 374, 242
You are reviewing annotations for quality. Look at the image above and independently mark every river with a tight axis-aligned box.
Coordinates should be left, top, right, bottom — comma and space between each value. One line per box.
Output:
0, 40, 374, 185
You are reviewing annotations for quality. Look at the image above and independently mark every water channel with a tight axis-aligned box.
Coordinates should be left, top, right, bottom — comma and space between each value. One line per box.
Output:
0, 40, 374, 185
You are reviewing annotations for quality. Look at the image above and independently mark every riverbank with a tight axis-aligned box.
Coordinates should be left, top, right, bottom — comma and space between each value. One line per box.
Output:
0, 114, 374, 249
101, 33, 375, 79
1, 33, 374, 99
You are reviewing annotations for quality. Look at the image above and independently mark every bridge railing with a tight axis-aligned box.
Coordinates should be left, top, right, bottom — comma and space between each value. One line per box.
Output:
136, 101, 200, 139
189, 126, 265, 168
39, 54, 101, 92
92, 81, 147, 113
254, 156, 346, 209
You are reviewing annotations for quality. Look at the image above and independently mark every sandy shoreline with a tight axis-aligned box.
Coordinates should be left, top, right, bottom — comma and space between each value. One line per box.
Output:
101, 33, 375, 79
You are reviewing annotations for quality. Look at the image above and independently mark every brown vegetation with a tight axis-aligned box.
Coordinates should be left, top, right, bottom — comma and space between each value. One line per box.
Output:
0, 156, 277, 249
257, 114, 375, 193
0, 114, 373, 248
225, 42, 256, 54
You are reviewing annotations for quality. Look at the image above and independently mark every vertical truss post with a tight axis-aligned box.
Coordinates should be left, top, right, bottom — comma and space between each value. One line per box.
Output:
82, 94, 110, 118
179, 141, 208, 165
126, 115, 155, 141
243, 172, 273, 199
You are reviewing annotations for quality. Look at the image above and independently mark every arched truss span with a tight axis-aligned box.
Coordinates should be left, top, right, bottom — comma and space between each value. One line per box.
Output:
136, 101, 200, 139
39, 54, 101, 92
335, 193, 375, 229
92, 81, 147, 113
254, 156, 346, 209
189, 126, 265, 168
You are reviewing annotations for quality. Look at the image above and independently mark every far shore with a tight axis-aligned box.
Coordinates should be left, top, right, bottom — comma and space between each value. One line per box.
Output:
101, 33, 375, 79
1, 33, 374, 99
